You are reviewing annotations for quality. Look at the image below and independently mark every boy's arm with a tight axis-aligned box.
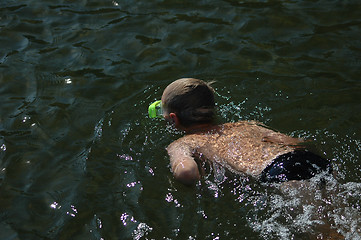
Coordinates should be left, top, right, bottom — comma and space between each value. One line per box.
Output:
167, 141, 200, 186
262, 132, 305, 148
252, 121, 305, 147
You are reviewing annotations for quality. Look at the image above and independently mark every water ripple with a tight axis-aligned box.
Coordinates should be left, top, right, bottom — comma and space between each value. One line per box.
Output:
0, 0, 360, 239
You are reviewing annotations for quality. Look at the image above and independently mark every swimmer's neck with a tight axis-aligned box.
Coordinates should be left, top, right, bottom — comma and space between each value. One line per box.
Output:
182, 123, 218, 134
169, 113, 218, 134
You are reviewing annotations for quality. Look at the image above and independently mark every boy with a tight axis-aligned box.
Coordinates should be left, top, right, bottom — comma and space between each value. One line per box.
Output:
154, 78, 332, 186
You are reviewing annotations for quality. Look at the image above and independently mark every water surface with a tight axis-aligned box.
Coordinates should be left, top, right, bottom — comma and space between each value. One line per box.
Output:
0, 0, 361, 239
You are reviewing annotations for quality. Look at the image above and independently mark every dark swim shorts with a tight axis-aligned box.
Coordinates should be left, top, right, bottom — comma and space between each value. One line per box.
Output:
260, 150, 332, 183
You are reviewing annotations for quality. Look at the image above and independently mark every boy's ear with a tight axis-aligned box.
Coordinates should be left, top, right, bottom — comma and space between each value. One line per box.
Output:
169, 113, 180, 126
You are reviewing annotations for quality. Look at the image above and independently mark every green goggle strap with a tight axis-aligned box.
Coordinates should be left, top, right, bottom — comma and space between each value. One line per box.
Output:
148, 100, 163, 118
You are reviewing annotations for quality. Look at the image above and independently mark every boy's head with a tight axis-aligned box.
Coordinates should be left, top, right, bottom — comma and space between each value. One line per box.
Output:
161, 78, 215, 128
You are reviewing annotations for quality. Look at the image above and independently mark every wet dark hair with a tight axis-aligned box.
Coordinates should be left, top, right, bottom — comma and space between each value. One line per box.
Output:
161, 78, 215, 127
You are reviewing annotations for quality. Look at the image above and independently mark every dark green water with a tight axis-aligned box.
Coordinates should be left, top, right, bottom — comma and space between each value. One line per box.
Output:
1, 0, 361, 239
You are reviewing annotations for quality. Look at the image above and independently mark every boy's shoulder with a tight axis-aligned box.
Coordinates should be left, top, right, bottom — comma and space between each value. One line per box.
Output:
167, 120, 259, 148
167, 132, 207, 152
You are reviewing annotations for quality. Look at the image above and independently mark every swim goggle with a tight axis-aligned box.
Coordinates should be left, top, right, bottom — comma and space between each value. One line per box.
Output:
148, 100, 163, 118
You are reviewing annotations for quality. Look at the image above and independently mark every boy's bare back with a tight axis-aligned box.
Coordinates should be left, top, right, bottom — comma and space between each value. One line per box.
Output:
167, 121, 301, 178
